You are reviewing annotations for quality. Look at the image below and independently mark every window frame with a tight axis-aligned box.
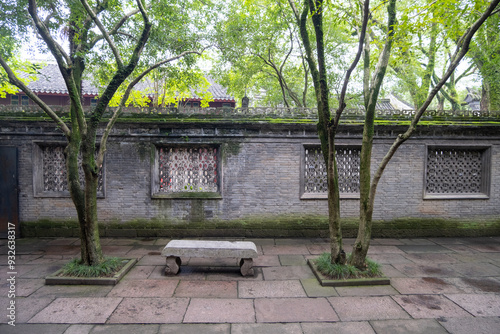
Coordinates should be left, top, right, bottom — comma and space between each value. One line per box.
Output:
32, 141, 106, 198
300, 144, 361, 200
151, 143, 223, 199
423, 144, 491, 200
11, 95, 19, 105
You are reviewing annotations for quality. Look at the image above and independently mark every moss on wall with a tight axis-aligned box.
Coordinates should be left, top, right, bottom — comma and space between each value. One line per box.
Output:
21, 216, 500, 238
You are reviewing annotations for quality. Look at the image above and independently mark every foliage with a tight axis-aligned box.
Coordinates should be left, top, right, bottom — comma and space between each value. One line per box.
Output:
314, 252, 382, 280
211, 0, 351, 107
0, 0, 212, 266
60, 257, 126, 278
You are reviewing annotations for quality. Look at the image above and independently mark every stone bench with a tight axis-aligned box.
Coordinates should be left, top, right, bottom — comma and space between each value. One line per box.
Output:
161, 240, 258, 276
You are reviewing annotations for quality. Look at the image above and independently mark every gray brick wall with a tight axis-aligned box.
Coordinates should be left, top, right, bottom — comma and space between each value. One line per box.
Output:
1, 120, 499, 226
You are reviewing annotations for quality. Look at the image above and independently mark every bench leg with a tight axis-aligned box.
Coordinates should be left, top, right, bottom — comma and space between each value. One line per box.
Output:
239, 258, 254, 276
165, 256, 181, 275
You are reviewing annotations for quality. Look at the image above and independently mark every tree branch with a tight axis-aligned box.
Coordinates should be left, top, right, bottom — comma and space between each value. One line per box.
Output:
370, 0, 500, 205
333, 0, 370, 127
0, 56, 71, 137
97, 49, 203, 166
80, 0, 124, 68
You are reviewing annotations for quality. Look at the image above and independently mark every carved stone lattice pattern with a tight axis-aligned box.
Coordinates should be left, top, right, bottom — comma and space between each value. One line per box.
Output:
41, 145, 103, 193
304, 147, 360, 193
158, 147, 218, 192
426, 148, 482, 194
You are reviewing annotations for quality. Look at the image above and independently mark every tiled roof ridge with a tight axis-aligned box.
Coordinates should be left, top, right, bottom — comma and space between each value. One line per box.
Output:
25, 63, 234, 101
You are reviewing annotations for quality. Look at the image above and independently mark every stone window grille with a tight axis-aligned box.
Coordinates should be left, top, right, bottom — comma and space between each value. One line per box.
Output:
152, 145, 221, 199
301, 145, 360, 199
33, 143, 105, 198
424, 146, 490, 199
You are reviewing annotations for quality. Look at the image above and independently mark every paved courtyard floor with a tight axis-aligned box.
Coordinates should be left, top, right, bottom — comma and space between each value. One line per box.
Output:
1, 236, 500, 333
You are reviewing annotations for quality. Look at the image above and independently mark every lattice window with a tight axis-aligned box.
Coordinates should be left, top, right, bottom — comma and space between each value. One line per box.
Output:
303, 146, 360, 197
425, 147, 489, 198
36, 144, 104, 196
156, 146, 219, 194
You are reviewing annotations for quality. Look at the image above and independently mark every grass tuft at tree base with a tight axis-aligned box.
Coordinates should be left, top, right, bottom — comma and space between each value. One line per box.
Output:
59, 257, 127, 278
314, 252, 383, 280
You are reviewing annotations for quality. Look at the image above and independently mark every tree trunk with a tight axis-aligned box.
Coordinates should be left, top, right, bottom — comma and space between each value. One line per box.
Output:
327, 131, 343, 263
66, 135, 103, 266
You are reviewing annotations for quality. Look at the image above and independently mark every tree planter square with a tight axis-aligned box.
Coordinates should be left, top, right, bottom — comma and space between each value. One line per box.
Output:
45, 258, 137, 285
307, 259, 390, 287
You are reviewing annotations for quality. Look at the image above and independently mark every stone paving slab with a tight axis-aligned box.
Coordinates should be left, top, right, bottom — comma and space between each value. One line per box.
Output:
183, 298, 255, 323
465, 243, 500, 252
42, 245, 80, 256
0, 324, 70, 334
328, 296, 410, 321
120, 264, 156, 280
438, 317, 500, 334
397, 245, 452, 254
335, 284, 400, 296
369, 319, 448, 334
300, 278, 339, 297
456, 277, 500, 293
18, 264, 62, 279
17, 278, 45, 296
445, 293, 500, 316
262, 265, 314, 280
301, 321, 376, 334
255, 297, 338, 323
261, 244, 310, 255
108, 297, 189, 323
449, 262, 500, 277
379, 264, 407, 277
367, 245, 406, 254
30, 284, 114, 298
107, 279, 179, 297
442, 244, 479, 253
392, 294, 471, 319
148, 264, 206, 280
29, 297, 122, 323
14, 297, 54, 323
392, 263, 457, 277
403, 253, 459, 264
306, 244, 330, 255
65, 324, 95, 334
101, 246, 135, 256
399, 239, 439, 246
125, 245, 163, 257
275, 238, 314, 245
239, 280, 307, 298
159, 324, 230, 334
371, 238, 405, 245
253, 255, 280, 267
205, 268, 264, 281
368, 253, 413, 264
390, 277, 466, 294
231, 323, 303, 334
90, 324, 159, 334
174, 280, 237, 298
279, 254, 307, 266
136, 255, 171, 266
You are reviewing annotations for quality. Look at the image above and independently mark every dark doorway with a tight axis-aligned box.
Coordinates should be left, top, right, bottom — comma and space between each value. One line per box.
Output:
0, 147, 19, 238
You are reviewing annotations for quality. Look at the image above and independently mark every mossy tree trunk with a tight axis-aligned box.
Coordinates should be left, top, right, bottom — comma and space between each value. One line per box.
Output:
349, 0, 500, 268
0, 0, 152, 266
349, 0, 397, 268
290, 0, 370, 263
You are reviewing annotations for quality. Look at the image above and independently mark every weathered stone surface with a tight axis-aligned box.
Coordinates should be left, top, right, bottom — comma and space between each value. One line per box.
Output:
28, 298, 122, 323
162, 240, 258, 258
164, 256, 181, 275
